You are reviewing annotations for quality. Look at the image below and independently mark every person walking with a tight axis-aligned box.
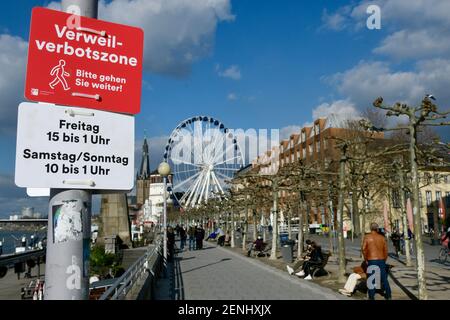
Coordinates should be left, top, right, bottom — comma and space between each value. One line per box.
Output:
195, 225, 205, 250
362, 222, 392, 300
179, 225, 187, 251
167, 226, 175, 262
188, 225, 196, 251
390, 228, 401, 257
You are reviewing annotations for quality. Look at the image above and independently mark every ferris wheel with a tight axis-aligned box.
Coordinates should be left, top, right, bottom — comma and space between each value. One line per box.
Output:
163, 116, 244, 208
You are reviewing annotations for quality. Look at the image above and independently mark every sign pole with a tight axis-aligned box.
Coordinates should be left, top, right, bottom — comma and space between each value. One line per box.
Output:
44, 0, 98, 300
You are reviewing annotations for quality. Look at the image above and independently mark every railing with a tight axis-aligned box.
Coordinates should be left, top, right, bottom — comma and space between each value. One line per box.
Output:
99, 237, 163, 300
0, 248, 45, 268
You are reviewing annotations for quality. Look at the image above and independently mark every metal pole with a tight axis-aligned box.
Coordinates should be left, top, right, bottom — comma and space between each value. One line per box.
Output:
44, 0, 97, 300
163, 176, 168, 266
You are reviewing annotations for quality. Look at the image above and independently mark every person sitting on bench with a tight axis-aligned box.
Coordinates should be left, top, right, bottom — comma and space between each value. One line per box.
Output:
338, 261, 368, 296
286, 239, 313, 275
294, 242, 323, 280
247, 235, 266, 256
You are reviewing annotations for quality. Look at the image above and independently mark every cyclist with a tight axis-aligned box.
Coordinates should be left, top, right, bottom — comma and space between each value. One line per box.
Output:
442, 227, 450, 250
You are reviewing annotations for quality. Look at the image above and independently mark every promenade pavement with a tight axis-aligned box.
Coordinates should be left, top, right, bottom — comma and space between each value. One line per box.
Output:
155, 240, 348, 300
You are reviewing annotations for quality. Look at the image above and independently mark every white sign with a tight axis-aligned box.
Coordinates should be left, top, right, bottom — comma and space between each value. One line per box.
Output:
27, 188, 50, 197
15, 102, 134, 190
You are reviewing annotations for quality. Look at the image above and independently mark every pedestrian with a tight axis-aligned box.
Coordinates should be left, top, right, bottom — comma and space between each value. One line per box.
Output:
390, 228, 401, 257
362, 222, 391, 300
195, 225, 204, 250
216, 227, 225, 246
179, 225, 187, 251
167, 226, 175, 262
188, 225, 196, 251
442, 227, 450, 250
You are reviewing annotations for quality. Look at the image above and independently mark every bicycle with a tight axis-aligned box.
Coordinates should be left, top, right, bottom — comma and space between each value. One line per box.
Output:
438, 246, 449, 264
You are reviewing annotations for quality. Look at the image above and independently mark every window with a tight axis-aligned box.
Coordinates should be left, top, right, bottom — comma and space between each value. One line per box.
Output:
315, 123, 320, 136
426, 191, 432, 206
446, 192, 450, 207
444, 175, 448, 184
434, 174, 440, 184
392, 189, 401, 208
308, 144, 313, 156
436, 191, 441, 201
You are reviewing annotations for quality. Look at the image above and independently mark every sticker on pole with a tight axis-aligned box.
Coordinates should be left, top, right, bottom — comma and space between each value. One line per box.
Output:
24, 7, 143, 114
15, 102, 134, 190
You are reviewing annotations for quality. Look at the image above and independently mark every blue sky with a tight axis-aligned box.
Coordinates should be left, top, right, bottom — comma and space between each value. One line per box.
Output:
0, 0, 449, 217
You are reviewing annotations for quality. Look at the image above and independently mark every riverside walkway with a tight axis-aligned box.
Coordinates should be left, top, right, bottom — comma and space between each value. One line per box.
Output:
155, 240, 346, 300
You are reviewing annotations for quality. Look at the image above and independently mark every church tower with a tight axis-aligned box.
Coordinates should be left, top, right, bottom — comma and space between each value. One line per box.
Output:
136, 136, 151, 205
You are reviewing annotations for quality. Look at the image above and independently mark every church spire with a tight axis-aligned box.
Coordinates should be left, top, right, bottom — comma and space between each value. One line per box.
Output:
137, 134, 150, 179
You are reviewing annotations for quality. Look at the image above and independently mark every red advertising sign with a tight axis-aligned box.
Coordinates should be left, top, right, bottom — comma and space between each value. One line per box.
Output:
25, 7, 143, 114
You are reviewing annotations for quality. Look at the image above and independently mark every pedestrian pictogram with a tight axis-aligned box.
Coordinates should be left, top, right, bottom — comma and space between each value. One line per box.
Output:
49, 59, 71, 91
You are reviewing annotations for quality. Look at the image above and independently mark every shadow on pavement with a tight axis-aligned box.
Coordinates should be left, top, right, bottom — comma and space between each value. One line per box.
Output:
182, 258, 232, 274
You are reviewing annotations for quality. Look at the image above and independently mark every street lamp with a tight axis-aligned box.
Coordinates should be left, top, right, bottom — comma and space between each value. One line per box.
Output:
158, 161, 171, 268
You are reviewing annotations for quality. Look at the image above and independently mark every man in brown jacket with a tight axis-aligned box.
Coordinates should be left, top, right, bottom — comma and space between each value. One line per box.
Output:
362, 222, 392, 300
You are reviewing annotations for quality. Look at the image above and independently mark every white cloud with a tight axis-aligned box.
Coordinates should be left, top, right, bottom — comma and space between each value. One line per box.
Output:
312, 99, 360, 120
227, 93, 237, 100
98, 0, 234, 76
374, 29, 450, 59
218, 65, 241, 80
327, 59, 450, 108
0, 34, 28, 134
320, 6, 352, 31
279, 101, 360, 140
279, 125, 301, 140
49, 0, 234, 76
321, 0, 450, 60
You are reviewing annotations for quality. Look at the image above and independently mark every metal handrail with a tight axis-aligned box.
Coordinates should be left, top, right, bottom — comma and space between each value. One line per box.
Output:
99, 237, 163, 300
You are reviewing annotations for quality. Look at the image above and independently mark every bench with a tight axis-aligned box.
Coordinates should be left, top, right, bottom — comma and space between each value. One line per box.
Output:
309, 252, 331, 279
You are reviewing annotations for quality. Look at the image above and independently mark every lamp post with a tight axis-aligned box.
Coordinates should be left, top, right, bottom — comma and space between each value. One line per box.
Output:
158, 162, 171, 268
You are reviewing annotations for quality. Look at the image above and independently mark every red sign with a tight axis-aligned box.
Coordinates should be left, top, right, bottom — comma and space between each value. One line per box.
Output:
25, 7, 143, 114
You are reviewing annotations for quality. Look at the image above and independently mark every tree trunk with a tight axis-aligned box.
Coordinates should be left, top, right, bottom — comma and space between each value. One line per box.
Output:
352, 191, 360, 237
253, 209, 257, 241
288, 208, 292, 240
270, 179, 279, 260
243, 205, 248, 251
398, 164, 412, 267
409, 123, 428, 299
361, 186, 368, 259
230, 210, 235, 248
328, 188, 335, 254
337, 157, 347, 283
297, 199, 304, 259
